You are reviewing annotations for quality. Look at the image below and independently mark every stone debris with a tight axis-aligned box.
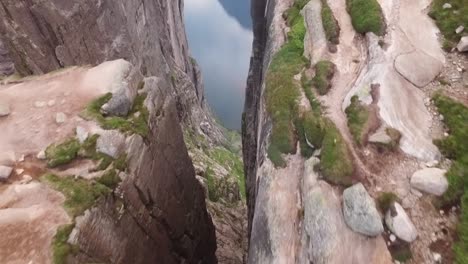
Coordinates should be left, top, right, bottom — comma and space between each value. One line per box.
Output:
36, 151, 46, 160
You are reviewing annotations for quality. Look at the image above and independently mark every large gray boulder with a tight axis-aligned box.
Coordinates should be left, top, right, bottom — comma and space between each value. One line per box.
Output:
385, 202, 417, 242
457, 36, 468, 52
343, 183, 384, 236
410, 168, 448, 196
96, 130, 126, 158
0, 165, 13, 181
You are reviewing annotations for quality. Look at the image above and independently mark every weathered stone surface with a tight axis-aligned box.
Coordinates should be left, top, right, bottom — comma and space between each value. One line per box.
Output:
410, 168, 448, 196
0, 102, 10, 117
0, 165, 13, 181
457, 36, 468, 52
394, 50, 443, 87
96, 130, 126, 159
385, 203, 418, 242
343, 183, 384, 236
76, 126, 89, 144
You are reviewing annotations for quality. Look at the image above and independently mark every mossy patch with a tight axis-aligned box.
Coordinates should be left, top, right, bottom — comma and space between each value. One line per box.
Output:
429, 0, 468, 49
52, 224, 78, 264
432, 94, 468, 263
321, 0, 340, 45
345, 95, 370, 145
46, 139, 81, 168
41, 174, 110, 217
312, 60, 336, 95
82, 93, 150, 137
377, 192, 400, 212
346, 0, 385, 35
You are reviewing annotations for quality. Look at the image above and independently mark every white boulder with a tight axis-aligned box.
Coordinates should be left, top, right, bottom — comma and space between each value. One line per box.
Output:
385, 202, 418, 242
410, 168, 448, 196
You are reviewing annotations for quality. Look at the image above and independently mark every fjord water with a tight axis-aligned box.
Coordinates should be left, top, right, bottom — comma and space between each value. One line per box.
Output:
184, 0, 252, 130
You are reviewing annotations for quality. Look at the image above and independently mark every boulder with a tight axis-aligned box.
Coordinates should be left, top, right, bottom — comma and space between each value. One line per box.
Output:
0, 102, 10, 117
96, 130, 126, 158
410, 168, 448, 196
385, 202, 417, 242
0, 165, 13, 181
395, 50, 443, 87
343, 183, 384, 236
457, 36, 468, 52
101, 88, 132, 117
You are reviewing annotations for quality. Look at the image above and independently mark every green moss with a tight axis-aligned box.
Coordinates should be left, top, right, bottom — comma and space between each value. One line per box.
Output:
319, 121, 354, 185
209, 147, 245, 200
82, 93, 149, 137
206, 167, 220, 202
312, 60, 336, 95
346, 0, 385, 35
41, 174, 110, 217
266, 1, 308, 166
432, 94, 468, 263
52, 224, 77, 264
429, 0, 468, 49
45, 139, 81, 168
345, 95, 369, 145
97, 169, 121, 189
321, 0, 340, 44
296, 111, 326, 158
377, 192, 400, 212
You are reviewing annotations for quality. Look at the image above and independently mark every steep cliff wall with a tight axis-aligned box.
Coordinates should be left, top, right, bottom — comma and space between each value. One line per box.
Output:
0, 0, 222, 263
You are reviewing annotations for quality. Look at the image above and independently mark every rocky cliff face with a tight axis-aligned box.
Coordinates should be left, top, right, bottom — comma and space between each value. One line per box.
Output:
0, 0, 225, 263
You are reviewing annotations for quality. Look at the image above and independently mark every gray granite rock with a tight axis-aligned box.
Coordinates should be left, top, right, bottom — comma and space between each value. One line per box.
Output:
410, 168, 448, 196
343, 183, 384, 236
385, 202, 417, 242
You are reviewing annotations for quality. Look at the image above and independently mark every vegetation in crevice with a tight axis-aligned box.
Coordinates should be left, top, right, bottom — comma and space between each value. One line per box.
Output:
346, 0, 385, 35
82, 92, 150, 137
432, 94, 468, 263
345, 95, 370, 145
312, 60, 336, 95
45, 139, 81, 168
429, 0, 468, 50
52, 224, 78, 264
209, 147, 246, 200
377, 192, 400, 213
321, 0, 340, 45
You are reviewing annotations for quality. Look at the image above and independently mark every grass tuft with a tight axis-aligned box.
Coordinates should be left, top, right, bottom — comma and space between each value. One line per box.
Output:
377, 192, 400, 212
346, 0, 385, 35
432, 94, 468, 263
312, 60, 336, 95
345, 95, 370, 145
46, 139, 81, 168
429, 0, 468, 49
41, 174, 110, 217
321, 0, 340, 44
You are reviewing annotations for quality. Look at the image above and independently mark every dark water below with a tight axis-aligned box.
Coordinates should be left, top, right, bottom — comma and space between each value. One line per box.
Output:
184, 0, 252, 130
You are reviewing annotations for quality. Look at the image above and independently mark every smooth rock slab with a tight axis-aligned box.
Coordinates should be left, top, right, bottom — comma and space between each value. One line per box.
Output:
410, 168, 448, 196
343, 183, 384, 236
0, 165, 13, 181
96, 130, 126, 158
394, 50, 443, 87
385, 202, 417, 242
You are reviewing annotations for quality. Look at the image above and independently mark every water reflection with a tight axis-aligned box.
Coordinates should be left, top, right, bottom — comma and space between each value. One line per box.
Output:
185, 0, 253, 130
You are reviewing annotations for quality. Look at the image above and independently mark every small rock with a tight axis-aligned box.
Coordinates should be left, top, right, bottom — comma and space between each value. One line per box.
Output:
455, 26, 464, 34
343, 183, 384, 236
389, 234, 396, 242
442, 3, 452, 9
457, 36, 468, 52
439, 114, 444, 121
37, 151, 46, 160
457, 67, 463, 72
444, 132, 449, 137
385, 202, 418, 242
18, 154, 25, 162
34, 101, 46, 108
96, 130, 126, 158
440, 210, 444, 215
0, 102, 10, 117
134, 111, 141, 118
47, 100, 56, 107
0, 165, 13, 181
410, 168, 448, 196
433, 252, 442, 263
76, 126, 89, 144
15, 168, 24, 175
55, 112, 67, 124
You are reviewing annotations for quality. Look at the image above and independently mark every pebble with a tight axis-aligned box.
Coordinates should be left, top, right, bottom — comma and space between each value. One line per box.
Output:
389, 234, 396, 242
55, 112, 67, 124
47, 100, 56, 107
34, 101, 46, 108
433, 252, 442, 263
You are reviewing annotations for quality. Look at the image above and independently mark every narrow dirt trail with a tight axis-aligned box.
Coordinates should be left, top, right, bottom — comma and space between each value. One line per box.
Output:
320, 0, 375, 179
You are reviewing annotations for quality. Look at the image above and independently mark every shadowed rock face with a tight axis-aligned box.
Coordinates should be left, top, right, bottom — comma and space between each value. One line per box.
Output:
0, 0, 218, 263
